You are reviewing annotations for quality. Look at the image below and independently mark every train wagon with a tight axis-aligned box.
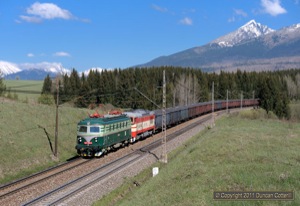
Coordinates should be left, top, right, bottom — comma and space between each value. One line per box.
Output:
75, 114, 131, 157
153, 106, 184, 131
215, 100, 223, 110
228, 99, 240, 108
188, 101, 212, 118
76, 98, 260, 158
180, 105, 189, 122
244, 99, 259, 107
124, 109, 155, 143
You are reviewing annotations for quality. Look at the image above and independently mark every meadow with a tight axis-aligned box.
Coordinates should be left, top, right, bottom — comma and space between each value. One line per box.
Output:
95, 109, 300, 206
0, 100, 95, 183
3, 80, 44, 103
1, 80, 299, 205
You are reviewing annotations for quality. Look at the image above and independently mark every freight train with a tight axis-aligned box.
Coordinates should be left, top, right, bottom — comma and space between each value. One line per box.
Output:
75, 99, 259, 157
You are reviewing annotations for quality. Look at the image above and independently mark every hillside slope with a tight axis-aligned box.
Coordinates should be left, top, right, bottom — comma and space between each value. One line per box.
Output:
0, 101, 93, 183
96, 110, 300, 206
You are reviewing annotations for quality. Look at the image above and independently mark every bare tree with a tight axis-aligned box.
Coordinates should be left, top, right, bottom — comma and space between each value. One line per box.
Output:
284, 75, 297, 100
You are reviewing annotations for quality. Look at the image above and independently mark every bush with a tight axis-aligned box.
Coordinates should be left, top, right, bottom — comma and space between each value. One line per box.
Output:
238, 109, 278, 120
38, 94, 54, 105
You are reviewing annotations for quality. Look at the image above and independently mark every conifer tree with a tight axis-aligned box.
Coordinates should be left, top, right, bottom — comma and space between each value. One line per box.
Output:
41, 74, 52, 94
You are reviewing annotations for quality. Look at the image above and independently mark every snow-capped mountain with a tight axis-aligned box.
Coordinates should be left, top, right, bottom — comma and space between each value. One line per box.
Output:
1, 61, 71, 80
19, 62, 70, 75
0, 61, 21, 76
82, 67, 105, 76
262, 23, 300, 48
211, 20, 275, 47
138, 20, 300, 71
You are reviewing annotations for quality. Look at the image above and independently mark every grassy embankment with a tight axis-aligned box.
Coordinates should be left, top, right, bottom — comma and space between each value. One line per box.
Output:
0, 80, 99, 184
0, 80, 119, 184
95, 109, 300, 206
0, 100, 95, 184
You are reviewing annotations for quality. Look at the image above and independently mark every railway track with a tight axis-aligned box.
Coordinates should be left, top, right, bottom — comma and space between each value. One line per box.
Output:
22, 114, 214, 205
0, 108, 233, 205
0, 158, 92, 201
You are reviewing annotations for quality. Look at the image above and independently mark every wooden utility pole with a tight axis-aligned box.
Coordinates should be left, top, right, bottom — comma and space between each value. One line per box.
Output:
161, 70, 167, 163
54, 78, 59, 157
211, 81, 215, 127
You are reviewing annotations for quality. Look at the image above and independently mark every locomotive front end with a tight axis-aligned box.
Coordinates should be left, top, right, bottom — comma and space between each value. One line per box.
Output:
75, 120, 104, 157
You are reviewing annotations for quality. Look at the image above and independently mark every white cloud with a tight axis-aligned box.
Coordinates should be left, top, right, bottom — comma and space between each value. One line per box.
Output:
261, 0, 287, 16
179, 17, 193, 25
27, 2, 73, 19
228, 9, 248, 23
151, 4, 168, 13
53, 52, 71, 57
20, 15, 42, 23
234, 9, 248, 17
20, 2, 75, 23
228, 16, 236, 23
27, 53, 34, 57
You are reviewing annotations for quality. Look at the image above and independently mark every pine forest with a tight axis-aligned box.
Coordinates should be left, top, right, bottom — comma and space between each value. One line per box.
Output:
39, 67, 300, 119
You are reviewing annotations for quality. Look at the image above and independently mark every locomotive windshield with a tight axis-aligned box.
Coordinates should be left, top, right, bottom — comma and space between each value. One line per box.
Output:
78, 126, 100, 133
90, 126, 100, 133
79, 126, 87, 133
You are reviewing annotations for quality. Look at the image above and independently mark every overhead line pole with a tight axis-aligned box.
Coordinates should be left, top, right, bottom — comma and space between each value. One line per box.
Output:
226, 89, 229, 114
161, 70, 167, 163
134, 73, 167, 163
240, 91, 243, 109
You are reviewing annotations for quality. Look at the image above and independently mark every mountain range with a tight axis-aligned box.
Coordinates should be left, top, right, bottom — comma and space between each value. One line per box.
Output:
0, 61, 69, 80
1, 20, 300, 80
138, 20, 300, 72
0, 60, 107, 80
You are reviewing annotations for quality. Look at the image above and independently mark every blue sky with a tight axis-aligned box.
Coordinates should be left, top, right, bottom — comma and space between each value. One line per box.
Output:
0, 0, 299, 72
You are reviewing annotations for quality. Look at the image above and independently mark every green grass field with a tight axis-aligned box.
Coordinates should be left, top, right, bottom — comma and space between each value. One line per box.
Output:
1, 80, 299, 206
95, 109, 300, 206
3, 80, 43, 103
0, 101, 95, 184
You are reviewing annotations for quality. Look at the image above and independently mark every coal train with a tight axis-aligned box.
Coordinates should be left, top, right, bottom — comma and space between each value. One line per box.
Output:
75, 99, 259, 157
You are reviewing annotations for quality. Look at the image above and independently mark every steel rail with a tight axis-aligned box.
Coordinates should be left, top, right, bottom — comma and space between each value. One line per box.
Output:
23, 112, 217, 205
0, 158, 91, 199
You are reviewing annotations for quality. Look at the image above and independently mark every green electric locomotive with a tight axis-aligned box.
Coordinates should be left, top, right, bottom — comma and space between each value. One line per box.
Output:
75, 113, 131, 157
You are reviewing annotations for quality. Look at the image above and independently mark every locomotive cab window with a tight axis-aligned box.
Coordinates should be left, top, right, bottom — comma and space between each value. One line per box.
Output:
79, 126, 87, 133
90, 126, 100, 133
130, 117, 135, 124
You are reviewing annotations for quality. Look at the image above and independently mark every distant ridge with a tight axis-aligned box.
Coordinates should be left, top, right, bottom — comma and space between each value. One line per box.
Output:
0, 62, 70, 80
138, 20, 300, 72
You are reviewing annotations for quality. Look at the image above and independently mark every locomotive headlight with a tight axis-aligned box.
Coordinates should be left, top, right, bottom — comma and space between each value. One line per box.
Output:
78, 137, 82, 143
95, 138, 98, 142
